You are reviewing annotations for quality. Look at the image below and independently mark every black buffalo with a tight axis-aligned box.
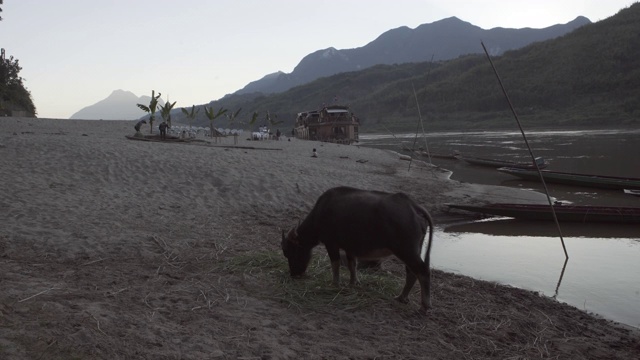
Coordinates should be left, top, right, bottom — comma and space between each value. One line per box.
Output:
281, 186, 435, 311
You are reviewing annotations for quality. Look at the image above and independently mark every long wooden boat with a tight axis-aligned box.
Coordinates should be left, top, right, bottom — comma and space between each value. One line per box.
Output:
125, 135, 192, 143
497, 167, 640, 190
624, 189, 640, 197
411, 150, 460, 160
457, 156, 547, 169
448, 203, 640, 224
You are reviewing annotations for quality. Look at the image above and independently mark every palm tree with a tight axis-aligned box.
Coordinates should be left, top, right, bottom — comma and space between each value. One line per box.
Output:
136, 90, 161, 134
203, 106, 228, 138
159, 98, 177, 129
225, 108, 243, 126
249, 111, 259, 127
181, 105, 199, 130
265, 111, 283, 127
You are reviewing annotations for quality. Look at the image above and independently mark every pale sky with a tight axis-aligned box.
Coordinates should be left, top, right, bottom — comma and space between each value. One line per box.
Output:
1, 0, 635, 119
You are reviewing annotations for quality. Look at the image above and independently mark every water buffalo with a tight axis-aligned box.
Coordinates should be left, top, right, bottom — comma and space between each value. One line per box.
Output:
281, 186, 435, 311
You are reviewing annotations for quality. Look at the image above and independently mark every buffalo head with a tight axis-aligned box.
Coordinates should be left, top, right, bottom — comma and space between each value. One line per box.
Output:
281, 227, 312, 277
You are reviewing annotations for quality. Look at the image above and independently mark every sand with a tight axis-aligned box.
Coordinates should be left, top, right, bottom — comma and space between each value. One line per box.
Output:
1, 117, 638, 359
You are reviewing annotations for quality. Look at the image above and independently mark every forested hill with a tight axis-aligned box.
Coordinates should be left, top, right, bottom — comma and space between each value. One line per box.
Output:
192, 3, 640, 132
234, 16, 590, 96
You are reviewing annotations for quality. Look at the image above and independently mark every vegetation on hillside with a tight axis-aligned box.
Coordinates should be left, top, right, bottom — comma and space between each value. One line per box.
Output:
187, 3, 639, 133
0, 53, 36, 116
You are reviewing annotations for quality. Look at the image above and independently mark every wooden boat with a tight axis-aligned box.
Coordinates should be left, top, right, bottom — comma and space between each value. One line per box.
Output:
444, 218, 639, 238
624, 189, 640, 197
497, 167, 640, 190
448, 203, 640, 224
125, 135, 192, 143
427, 153, 460, 160
457, 156, 547, 169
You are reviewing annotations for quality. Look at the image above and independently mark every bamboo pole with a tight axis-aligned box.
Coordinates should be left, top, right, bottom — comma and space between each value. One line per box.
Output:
481, 41, 569, 260
409, 55, 435, 171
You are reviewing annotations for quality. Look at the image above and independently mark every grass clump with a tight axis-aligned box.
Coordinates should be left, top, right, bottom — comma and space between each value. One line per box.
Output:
224, 250, 406, 312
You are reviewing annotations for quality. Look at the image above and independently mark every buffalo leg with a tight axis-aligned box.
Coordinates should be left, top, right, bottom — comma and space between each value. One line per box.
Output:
326, 247, 341, 286
398, 255, 432, 310
346, 254, 359, 285
396, 265, 417, 304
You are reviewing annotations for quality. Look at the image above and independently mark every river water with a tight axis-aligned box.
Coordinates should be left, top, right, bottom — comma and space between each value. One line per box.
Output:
360, 129, 640, 328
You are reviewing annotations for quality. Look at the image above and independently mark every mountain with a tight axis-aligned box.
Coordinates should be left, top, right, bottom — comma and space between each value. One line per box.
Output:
69, 90, 164, 120
233, 16, 591, 96
198, 3, 640, 132
72, 16, 591, 122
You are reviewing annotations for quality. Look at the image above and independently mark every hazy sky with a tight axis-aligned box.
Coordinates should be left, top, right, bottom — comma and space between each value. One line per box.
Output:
2, 0, 635, 119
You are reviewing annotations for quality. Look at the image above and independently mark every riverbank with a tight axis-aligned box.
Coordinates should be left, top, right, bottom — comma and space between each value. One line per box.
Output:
1, 118, 638, 358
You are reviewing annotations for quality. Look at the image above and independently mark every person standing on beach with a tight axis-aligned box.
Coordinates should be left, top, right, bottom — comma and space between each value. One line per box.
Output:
159, 121, 168, 140
134, 120, 147, 133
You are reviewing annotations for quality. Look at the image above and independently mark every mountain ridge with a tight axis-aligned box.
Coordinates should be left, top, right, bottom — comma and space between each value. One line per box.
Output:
196, 4, 639, 132
233, 16, 590, 95
70, 16, 591, 120
69, 89, 165, 120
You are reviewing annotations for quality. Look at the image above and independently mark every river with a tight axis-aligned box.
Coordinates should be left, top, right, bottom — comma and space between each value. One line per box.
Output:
360, 128, 640, 328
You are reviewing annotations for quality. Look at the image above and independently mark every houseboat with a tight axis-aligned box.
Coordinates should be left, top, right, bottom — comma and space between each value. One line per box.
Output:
294, 105, 360, 144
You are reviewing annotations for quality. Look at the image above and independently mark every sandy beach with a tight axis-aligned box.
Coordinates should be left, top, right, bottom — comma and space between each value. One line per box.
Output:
1, 117, 638, 359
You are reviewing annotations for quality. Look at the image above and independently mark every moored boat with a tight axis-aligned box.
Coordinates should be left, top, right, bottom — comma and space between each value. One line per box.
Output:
447, 203, 640, 223
457, 156, 547, 169
497, 167, 640, 190
293, 105, 360, 144
624, 189, 640, 196
125, 135, 192, 143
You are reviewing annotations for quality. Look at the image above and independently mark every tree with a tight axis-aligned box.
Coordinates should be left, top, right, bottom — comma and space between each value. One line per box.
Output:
249, 111, 259, 127
265, 110, 283, 127
0, 52, 36, 116
225, 108, 243, 126
159, 98, 177, 129
181, 105, 199, 130
203, 105, 228, 138
136, 90, 161, 134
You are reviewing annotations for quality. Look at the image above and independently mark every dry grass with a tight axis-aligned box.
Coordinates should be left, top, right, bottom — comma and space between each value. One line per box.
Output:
220, 250, 410, 313
211, 248, 640, 359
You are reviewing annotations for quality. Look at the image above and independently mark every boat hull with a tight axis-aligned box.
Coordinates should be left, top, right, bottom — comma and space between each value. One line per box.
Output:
448, 203, 640, 224
624, 189, 640, 197
458, 156, 547, 170
498, 167, 640, 190
125, 135, 192, 143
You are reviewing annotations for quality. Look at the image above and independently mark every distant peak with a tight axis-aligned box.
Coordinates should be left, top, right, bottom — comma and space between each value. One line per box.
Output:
439, 16, 463, 22
415, 16, 477, 31
569, 16, 591, 24
108, 89, 137, 97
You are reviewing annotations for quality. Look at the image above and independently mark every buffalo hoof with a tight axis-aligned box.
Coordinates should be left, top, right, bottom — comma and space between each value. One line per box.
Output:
394, 295, 409, 304
418, 306, 431, 315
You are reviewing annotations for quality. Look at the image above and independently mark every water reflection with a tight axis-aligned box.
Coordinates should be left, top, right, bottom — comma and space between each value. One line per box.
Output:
435, 221, 640, 329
